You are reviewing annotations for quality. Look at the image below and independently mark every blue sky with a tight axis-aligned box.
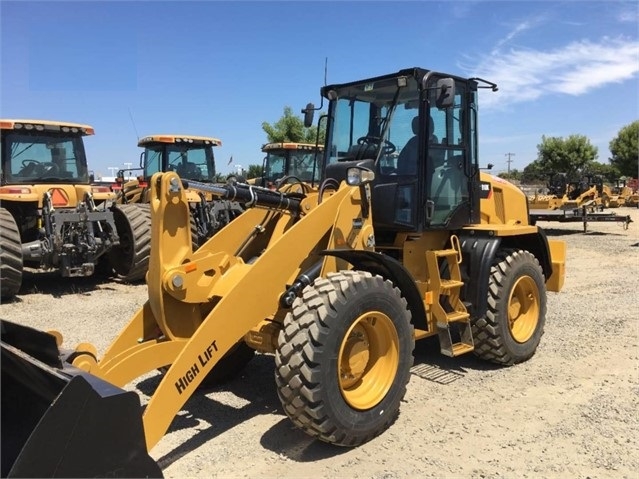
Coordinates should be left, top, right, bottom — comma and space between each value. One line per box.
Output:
1, 0, 638, 178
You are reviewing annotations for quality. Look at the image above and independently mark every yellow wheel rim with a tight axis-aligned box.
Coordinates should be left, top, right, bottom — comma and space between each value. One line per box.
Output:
508, 276, 540, 343
338, 311, 399, 410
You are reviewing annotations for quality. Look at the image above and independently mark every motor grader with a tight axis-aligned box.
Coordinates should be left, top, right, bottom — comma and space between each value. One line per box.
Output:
1, 68, 566, 478
251, 142, 323, 189
0, 119, 144, 300
108, 133, 244, 281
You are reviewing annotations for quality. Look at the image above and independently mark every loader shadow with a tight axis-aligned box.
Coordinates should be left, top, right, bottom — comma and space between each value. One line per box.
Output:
260, 420, 348, 462
141, 337, 501, 470
136, 353, 291, 470
410, 336, 500, 382
258, 337, 501, 463
11, 270, 119, 300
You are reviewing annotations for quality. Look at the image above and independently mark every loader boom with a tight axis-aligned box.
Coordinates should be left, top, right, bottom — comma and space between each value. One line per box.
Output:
72, 170, 374, 449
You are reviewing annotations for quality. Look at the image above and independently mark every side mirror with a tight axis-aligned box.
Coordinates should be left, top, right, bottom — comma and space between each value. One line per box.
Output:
139, 151, 144, 168
302, 103, 315, 127
435, 78, 455, 109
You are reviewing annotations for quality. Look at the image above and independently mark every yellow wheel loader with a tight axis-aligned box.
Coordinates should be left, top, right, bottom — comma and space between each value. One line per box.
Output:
108, 134, 245, 282
0, 119, 129, 300
1, 68, 566, 477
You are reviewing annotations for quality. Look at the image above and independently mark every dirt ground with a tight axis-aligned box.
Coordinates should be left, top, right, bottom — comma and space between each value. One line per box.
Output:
1, 207, 638, 479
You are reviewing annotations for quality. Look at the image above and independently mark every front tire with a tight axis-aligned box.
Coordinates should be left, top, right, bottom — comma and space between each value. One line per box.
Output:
275, 271, 414, 446
0, 208, 23, 300
471, 249, 547, 365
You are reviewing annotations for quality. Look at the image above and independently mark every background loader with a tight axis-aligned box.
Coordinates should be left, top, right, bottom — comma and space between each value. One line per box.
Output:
108, 133, 245, 281
0, 119, 145, 300
1, 67, 566, 477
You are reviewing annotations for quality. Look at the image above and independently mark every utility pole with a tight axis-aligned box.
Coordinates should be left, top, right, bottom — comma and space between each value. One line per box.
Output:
505, 152, 515, 174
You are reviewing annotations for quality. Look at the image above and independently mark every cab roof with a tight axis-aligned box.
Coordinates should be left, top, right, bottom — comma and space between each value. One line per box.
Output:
261, 142, 324, 152
0, 119, 95, 135
138, 134, 222, 147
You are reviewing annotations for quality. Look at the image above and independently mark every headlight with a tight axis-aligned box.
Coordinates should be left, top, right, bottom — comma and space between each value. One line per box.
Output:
346, 167, 375, 186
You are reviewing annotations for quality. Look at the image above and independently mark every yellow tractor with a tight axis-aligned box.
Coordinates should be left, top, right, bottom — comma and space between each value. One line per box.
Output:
1, 68, 566, 477
604, 180, 635, 208
528, 173, 602, 211
0, 119, 130, 299
108, 134, 244, 281
251, 142, 323, 189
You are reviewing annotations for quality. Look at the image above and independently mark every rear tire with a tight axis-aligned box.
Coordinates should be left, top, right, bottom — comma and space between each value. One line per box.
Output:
0, 208, 23, 300
109, 204, 152, 282
471, 249, 546, 365
275, 271, 414, 446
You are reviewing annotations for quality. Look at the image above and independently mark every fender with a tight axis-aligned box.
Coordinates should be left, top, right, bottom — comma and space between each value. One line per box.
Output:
321, 249, 427, 331
458, 230, 555, 318
458, 234, 501, 319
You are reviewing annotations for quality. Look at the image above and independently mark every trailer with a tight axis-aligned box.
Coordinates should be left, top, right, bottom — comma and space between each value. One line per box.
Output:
529, 206, 632, 233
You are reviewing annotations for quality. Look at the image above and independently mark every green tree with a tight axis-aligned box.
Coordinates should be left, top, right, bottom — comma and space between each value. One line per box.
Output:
609, 120, 639, 178
536, 134, 598, 178
246, 164, 263, 179
262, 106, 325, 145
583, 161, 619, 184
497, 169, 523, 182
521, 160, 548, 184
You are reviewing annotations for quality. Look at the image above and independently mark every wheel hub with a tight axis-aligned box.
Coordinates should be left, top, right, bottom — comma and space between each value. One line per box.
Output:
338, 312, 399, 410
340, 325, 370, 388
508, 275, 540, 343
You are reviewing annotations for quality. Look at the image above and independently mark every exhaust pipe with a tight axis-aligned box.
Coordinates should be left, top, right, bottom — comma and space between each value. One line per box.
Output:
1, 320, 162, 478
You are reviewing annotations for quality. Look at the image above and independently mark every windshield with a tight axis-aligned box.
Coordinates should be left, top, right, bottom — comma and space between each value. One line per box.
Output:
144, 144, 216, 181
1, 132, 89, 184
326, 75, 420, 172
264, 152, 286, 183
265, 149, 320, 184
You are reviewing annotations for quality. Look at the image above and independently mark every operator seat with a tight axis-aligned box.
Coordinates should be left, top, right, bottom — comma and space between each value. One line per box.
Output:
396, 117, 419, 175
397, 116, 439, 175
177, 162, 201, 180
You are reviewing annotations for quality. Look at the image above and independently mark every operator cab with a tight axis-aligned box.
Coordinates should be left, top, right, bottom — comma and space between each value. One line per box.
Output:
138, 134, 221, 182
306, 68, 491, 236
259, 142, 323, 188
0, 119, 93, 184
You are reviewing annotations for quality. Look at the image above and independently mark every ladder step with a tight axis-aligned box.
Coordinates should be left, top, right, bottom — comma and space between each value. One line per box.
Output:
433, 248, 458, 258
450, 342, 474, 356
437, 321, 474, 357
440, 279, 464, 290
445, 310, 470, 323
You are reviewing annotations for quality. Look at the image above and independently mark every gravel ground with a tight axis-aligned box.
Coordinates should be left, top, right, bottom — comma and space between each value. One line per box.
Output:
1, 206, 638, 479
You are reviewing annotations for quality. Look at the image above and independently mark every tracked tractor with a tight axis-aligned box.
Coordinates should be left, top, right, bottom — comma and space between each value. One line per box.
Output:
251, 142, 323, 189
1, 68, 566, 477
0, 119, 137, 300
108, 134, 245, 281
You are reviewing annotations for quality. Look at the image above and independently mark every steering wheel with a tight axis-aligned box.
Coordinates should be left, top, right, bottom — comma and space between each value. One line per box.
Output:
41, 162, 59, 175
356, 136, 397, 155
20, 160, 59, 176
